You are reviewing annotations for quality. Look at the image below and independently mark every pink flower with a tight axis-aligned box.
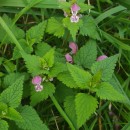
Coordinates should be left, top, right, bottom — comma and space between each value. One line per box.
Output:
35, 84, 43, 92
71, 3, 80, 15
65, 53, 73, 63
70, 15, 80, 23
69, 42, 78, 54
97, 55, 107, 61
32, 76, 42, 85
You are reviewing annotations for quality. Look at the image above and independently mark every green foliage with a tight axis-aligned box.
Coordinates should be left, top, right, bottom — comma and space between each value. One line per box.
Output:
22, 52, 43, 76
57, 71, 78, 88
0, 14, 25, 43
26, 21, 47, 45
30, 82, 55, 106
35, 42, 51, 57
46, 17, 65, 38
63, 17, 83, 41
96, 82, 126, 102
75, 93, 98, 128
64, 96, 78, 129
0, 76, 24, 108
91, 54, 119, 81
0, 119, 8, 130
16, 105, 48, 130
74, 40, 97, 69
67, 63, 92, 89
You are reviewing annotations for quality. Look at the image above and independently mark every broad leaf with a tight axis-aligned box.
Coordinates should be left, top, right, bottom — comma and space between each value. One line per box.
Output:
0, 76, 24, 108
0, 119, 8, 130
30, 82, 55, 106
75, 93, 98, 128
96, 82, 126, 103
74, 40, 97, 69
16, 105, 49, 130
26, 21, 47, 45
67, 63, 92, 89
46, 17, 65, 38
91, 54, 119, 81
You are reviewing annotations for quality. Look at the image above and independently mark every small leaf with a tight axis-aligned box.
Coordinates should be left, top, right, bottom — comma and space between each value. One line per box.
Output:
0, 76, 24, 108
96, 82, 126, 103
16, 105, 49, 130
74, 40, 97, 69
30, 82, 55, 106
67, 63, 92, 89
75, 93, 98, 128
26, 21, 47, 45
46, 17, 65, 38
91, 54, 119, 81
0, 119, 8, 130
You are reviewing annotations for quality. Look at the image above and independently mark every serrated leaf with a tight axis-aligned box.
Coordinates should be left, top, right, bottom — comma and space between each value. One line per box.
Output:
67, 63, 92, 89
75, 93, 98, 128
26, 21, 47, 45
96, 82, 126, 102
0, 76, 24, 108
13, 39, 33, 59
16, 105, 48, 130
57, 71, 78, 88
74, 40, 97, 69
63, 17, 83, 41
64, 96, 78, 129
46, 17, 64, 38
30, 82, 55, 106
43, 48, 55, 68
22, 52, 42, 76
0, 119, 8, 130
35, 42, 51, 57
49, 62, 67, 77
5, 107, 23, 121
80, 16, 100, 40
91, 54, 119, 81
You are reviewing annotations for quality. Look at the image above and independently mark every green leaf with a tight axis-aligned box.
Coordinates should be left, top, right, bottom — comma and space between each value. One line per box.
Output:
67, 63, 92, 89
57, 71, 78, 88
80, 16, 100, 40
43, 48, 55, 68
91, 54, 118, 81
0, 102, 8, 117
0, 76, 24, 108
35, 42, 51, 57
63, 17, 83, 41
26, 21, 47, 45
49, 62, 67, 77
46, 17, 65, 38
22, 52, 42, 76
0, 14, 25, 43
5, 107, 23, 121
16, 105, 49, 130
0, 119, 8, 130
30, 82, 55, 106
64, 96, 78, 129
13, 39, 33, 59
96, 82, 126, 102
75, 93, 98, 128
74, 40, 97, 69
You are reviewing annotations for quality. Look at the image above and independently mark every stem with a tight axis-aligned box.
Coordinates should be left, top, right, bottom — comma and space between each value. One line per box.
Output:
50, 95, 76, 130
96, 0, 101, 13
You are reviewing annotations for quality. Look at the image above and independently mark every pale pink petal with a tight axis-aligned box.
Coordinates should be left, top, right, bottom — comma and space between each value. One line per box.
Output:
32, 76, 42, 85
69, 42, 78, 54
97, 55, 108, 61
70, 15, 79, 23
71, 3, 80, 13
65, 53, 73, 63
35, 84, 43, 92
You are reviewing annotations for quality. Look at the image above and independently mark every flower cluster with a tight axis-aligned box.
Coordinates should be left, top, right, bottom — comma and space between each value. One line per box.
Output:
65, 42, 78, 63
32, 76, 43, 92
70, 3, 80, 23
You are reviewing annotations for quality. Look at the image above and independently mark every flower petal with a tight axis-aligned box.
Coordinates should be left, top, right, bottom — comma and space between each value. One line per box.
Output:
70, 15, 79, 23
35, 84, 43, 92
69, 42, 78, 54
65, 53, 73, 63
32, 76, 42, 85
97, 55, 107, 61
